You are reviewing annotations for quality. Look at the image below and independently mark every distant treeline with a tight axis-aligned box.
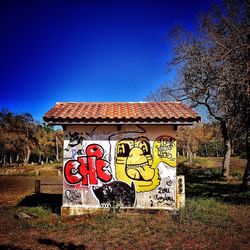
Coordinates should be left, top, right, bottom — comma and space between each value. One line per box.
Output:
177, 123, 246, 161
0, 109, 246, 167
0, 109, 63, 166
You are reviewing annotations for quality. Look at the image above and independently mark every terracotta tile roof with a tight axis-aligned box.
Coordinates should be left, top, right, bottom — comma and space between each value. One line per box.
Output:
43, 102, 201, 124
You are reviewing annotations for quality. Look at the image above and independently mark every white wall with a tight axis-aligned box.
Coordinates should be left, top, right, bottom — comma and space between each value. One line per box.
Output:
63, 124, 177, 209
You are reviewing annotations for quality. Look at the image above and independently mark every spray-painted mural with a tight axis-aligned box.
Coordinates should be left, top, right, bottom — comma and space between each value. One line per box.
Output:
115, 137, 160, 192
63, 125, 177, 209
93, 181, 136, 207
64, 144, 112, 186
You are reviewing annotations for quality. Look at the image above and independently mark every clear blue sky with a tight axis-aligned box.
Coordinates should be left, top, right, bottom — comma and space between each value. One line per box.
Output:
0, 0, 212, 122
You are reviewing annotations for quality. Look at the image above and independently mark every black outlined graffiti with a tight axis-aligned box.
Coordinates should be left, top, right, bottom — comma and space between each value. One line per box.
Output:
85, 125, 101, 137
154, 194, 175, 206
92, 181, 136, 207
165, 176, 173, 186
149, 196, 154, 207
157, 187, 170, 194
64, 189, 82, 205
151, 176, 175, 207
155, 137, 176, 159
65, 132, 85, 152
108, 125, 146, 162
64, 132, 85, 159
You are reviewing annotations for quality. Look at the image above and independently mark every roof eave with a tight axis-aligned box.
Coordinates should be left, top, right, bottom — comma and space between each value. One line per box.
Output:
44, 119, 199, 126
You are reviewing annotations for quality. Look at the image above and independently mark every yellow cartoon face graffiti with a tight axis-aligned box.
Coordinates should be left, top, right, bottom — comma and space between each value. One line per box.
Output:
115, 137, 159, 192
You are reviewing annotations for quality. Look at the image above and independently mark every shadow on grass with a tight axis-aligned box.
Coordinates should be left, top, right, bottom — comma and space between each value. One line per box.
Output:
0, 245, 26, 250
18, 193, 62, 214
184, 168, 250, 205
38, 238, 85, 250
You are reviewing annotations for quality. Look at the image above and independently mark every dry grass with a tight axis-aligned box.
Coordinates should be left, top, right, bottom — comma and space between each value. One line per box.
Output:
0, 162, 62, 176
0, 199, 249, 250
0, 157, 249, 249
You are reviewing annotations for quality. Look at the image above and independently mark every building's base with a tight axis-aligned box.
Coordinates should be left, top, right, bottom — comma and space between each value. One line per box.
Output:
61, 206, 175, 218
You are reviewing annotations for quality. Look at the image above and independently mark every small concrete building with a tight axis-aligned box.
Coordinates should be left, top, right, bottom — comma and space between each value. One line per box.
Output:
44, 102, 200, 216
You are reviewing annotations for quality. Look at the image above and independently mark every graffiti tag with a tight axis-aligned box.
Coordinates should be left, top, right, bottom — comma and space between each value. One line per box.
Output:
64, 144, 112, 186
152, 176, 175, 207
154, 193, 175, 206
165, 176, 173, 186
155, 137, 175, 159
157, 187, 170, 194
66, 132, 84, 149
64, 132, 85, 159
64, 189, 82, 204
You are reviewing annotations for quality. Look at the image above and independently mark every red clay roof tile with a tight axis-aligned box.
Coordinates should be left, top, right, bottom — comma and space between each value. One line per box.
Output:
43, 102, 200, 124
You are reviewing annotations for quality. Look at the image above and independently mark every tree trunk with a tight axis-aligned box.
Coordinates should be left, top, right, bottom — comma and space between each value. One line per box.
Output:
46, 156, 48, 164
189, 151, 193, 163
231, 141, 234, 155
242, 37, 250, 191
242, 123, 250, 190
24, 145, 31, 165
187, 142, 193, 163
16, 154, 20, 166
38, 153, 41, 164
204, 143, 208, 157
56, 134, 59, 162
3, 154, 6, 167
221, 121, 231, 179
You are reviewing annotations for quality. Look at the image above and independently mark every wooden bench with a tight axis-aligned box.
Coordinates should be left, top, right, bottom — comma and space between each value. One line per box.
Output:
35, 180, 63, 194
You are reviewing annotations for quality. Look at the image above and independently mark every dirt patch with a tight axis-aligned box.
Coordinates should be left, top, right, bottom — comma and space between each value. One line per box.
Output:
0, 176, 62, 206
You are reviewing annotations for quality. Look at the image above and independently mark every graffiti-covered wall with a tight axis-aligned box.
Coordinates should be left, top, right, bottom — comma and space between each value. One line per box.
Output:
63, 124, 177, 210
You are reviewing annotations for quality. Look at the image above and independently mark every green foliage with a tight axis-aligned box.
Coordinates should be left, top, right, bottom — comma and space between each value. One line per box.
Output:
176, 123, 226, 158
20, 206, 51, 216
179, 198, 230, 226
16, 206, 63, 230
198, 140, 224, 157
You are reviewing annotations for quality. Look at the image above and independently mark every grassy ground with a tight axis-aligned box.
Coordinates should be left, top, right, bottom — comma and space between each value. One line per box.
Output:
0, 157, 249, 250
178, 156, 249, 204
0, 162, 63, 176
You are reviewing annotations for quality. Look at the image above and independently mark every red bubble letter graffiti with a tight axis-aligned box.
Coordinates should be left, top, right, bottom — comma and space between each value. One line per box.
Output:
64, 160, 82, 184
64, 144, 112, 186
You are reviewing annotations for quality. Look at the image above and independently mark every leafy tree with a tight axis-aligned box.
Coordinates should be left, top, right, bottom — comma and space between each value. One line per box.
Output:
176, 126, 198, 162
0, 109, 63, 166
177, 123, 223, 159
35, 124, 63, 164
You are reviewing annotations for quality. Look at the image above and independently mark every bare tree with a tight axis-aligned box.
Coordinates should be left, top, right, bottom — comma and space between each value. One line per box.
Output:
148, 0, 248, 180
